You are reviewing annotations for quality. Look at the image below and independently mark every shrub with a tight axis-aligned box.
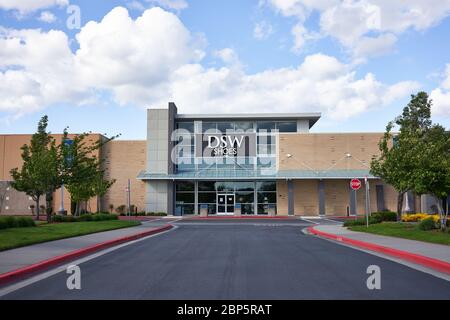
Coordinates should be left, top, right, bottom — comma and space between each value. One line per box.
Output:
0, 216, 35, 230
52, 213, 118, 223
372, 211, 397, 221
418, 218, 437, 231
344, 216, 382, 227
369, 214, 383, 224
402, 213, 440, 223
344, 218, 366, 227
115, 205, 126, 215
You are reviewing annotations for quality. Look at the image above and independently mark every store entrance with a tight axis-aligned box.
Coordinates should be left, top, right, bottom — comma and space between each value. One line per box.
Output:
217, 194, 235, 215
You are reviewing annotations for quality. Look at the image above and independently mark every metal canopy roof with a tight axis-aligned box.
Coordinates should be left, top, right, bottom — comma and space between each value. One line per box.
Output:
175, 112, 322, 129
137, 169, 376, 181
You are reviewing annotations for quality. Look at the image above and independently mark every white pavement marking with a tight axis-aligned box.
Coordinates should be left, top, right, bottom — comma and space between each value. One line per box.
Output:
307, 229, 450, 282
300, 218, 320, 225
0, 226, 178, 298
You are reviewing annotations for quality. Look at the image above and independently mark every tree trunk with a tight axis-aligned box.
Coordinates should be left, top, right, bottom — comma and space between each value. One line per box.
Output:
97, 196, 101, 213
396, 191, 404, 221
436, 198, 448, 231
35, 196, 40, 221
45, 192, 53, 223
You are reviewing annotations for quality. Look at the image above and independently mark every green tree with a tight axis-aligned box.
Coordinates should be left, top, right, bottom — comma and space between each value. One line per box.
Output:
62, 130, 118, 215
93, 172, 116, 213
411, 125, 450, 230
371, 92, 434, 221
10, 116, 62, 222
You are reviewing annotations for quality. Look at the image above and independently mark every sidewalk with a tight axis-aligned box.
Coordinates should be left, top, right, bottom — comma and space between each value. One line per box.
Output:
310, 224, 450, 274
0, 219, 172, 275
312, 224, 450, 262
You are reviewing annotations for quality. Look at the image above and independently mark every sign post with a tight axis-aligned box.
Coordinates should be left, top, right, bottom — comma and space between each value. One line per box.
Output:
350, 179, 361, 219
364, 176, 370, 228
126, 179, 131, 219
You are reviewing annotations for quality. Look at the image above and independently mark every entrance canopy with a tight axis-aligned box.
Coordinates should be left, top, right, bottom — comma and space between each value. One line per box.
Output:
137, 169, 377, 180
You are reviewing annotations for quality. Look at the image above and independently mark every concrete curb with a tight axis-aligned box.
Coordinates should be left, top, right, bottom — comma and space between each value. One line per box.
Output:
308, 226, 450, 275
0, 224, 173, 286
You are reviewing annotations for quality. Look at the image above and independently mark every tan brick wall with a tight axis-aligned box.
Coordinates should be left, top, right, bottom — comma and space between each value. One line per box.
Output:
293, 180, 318, 215
324, 179, 349, 216
278, 133, 384, 171
101, 140, 146, 213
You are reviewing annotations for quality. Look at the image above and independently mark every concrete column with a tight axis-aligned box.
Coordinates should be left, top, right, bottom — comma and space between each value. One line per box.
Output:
318, 180, 325, 216
287, 179, 294, 216
194, 180, 198, 215
145, 103, 177, 214
349, 182, 357, 216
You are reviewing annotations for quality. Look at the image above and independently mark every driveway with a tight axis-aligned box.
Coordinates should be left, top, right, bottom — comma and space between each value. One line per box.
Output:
2, 219, 450, 299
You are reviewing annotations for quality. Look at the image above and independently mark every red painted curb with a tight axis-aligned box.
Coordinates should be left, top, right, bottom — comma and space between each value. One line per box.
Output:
308, 226, 450, 275
185, 216, 293, 220
0, 224, 173, 286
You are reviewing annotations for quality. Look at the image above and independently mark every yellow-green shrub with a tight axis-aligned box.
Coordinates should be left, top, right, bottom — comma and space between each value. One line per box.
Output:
402, 213, 439, 223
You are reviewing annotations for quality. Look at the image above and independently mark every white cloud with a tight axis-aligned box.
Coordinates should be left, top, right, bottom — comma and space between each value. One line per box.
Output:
267, 0, 450, 60
430, 64, 450, 117
253, 21, 274, 40
37, 10, 56, 23
0, 6, 418, 121
352, 33, 397, 62
0, 0, 68, 13
145, 0, 188, 11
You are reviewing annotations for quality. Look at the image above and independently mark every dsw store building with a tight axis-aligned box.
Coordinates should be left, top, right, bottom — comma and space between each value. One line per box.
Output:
137, 103, 427, 217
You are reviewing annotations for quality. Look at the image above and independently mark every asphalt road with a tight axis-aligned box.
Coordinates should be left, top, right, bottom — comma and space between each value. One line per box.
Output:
2, 220, 450, 299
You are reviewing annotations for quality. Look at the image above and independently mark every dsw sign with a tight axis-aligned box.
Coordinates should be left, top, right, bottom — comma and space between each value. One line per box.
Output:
207, 135, 244, 156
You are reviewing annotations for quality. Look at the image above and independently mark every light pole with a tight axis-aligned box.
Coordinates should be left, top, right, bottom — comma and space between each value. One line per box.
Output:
364, 176, 370, 227
58, 183, 64, 214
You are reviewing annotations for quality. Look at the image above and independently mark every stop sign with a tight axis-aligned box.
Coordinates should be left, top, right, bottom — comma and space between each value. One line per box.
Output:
350, 179, 361, 190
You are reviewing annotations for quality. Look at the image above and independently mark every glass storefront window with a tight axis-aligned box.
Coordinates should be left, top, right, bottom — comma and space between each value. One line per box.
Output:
176, 122, 194, 133
198, 192, 216, 203
235, 192, 254, 203
217, 122, 234, 133
277, 121, 297, 132
176, 204, 195, 215
257, 192, 276, 203
257, 121, 276, 132
257, 181, 276, 191
175, 180, 276, 215
176, 181, 194, 191
234, 121, 254, 132
234, 181, 254, 191
215, 182, 235, 192
257, 135, 275, 144
257, 204, 276, 215
202, 122, 218, 133
175, 192, 195, 203
198, 181, 215, 191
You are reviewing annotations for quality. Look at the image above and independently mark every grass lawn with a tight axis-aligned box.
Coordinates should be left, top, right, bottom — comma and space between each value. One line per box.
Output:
348, 222, 450, 246
0, 220, 141, 251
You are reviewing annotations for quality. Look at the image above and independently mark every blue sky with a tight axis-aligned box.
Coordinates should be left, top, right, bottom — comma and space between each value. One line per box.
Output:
0, 0, 449, 139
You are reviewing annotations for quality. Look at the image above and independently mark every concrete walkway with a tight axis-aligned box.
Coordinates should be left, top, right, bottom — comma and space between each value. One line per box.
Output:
313, 224, 450, 263
0, 218, 175, 274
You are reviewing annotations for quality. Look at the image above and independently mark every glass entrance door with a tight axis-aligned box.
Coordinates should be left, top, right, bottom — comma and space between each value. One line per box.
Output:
217, 194, 235, 215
